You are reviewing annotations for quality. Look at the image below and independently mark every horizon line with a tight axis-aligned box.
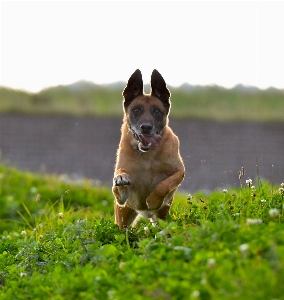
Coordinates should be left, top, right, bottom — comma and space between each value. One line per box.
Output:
1, 80, 284, 94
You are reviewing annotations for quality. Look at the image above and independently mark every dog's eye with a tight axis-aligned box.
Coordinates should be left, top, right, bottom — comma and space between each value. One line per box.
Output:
153, 108, 162, 116
132, 106, 142, 115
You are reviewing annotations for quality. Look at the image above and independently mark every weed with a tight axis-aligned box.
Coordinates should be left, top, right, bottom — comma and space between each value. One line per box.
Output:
0, 164, 283, 299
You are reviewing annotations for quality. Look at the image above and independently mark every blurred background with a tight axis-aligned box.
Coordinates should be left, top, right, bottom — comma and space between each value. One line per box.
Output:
1, 1, 284, 193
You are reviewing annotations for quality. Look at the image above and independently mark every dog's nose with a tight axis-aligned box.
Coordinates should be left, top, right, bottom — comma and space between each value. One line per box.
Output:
140, 123, 153, 134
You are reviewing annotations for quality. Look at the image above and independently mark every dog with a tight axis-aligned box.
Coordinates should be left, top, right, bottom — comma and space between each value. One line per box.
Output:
112, 69, 185, 229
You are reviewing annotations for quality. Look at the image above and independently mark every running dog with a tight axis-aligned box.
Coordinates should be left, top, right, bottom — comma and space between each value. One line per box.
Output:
113, 69, 185, 228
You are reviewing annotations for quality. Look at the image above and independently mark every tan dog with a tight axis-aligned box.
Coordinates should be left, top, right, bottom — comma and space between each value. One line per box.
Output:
113, 69, 185, 229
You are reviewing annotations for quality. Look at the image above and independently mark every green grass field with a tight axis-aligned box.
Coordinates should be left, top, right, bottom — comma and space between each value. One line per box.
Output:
1, 83, 284, 122
0, 164, 284, 299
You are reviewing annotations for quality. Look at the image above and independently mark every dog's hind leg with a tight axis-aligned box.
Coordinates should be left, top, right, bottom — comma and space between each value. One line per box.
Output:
155, 197, 174, 220
114, 203, 138, 229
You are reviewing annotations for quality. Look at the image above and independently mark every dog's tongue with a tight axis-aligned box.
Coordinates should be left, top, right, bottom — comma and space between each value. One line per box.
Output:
139, 134, 162, 147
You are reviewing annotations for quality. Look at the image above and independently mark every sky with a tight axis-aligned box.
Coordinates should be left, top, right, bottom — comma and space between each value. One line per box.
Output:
1, 0, 284, 93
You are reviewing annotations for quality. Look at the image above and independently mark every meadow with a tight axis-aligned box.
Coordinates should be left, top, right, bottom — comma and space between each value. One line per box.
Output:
1, 82, 284, 299
1, 82, 284, 122
0, 164, 283, 299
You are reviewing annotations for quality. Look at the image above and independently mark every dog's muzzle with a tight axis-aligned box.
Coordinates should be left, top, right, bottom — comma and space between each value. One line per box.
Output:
135, 133, 162, 152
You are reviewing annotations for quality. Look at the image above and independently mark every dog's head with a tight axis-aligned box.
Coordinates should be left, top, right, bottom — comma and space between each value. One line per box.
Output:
122, 69, 171, 153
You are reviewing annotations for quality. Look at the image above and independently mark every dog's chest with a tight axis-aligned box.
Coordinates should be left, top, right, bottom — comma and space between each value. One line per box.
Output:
138, 155, 161, 172
133, 156, 172, 185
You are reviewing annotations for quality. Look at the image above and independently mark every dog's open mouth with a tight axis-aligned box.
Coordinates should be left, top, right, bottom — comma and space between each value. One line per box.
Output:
137, 134, 162, 152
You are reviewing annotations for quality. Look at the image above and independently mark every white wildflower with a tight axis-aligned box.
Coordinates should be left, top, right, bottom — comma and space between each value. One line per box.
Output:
239, 243, 249, 255
232, 213, 240, 217
21, 231, 27, 236
279, 188, 284, 195
19, 272, 27, 278
119, 262, 126, 270
156, 230, 167, 237
144, 226, 150, 235
35, 194, 41, 202
101, 200, 108, 206
187, 194, 193, 200
107, 290, 115, 299
222, 189, 228, 194
30, 187, 38, 194
58, 212, 63, 219
192, 290, 200, 298
173, 246, 192, 256
269, 208, 280, 218
246, 218, 263, 226
246, 179, 252, 187
7, 196, 13, 202
260, 199, 266, 204
207, 258, 217, 269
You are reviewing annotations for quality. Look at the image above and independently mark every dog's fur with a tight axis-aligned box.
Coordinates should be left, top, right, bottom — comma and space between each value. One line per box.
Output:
113, 69, 185, 229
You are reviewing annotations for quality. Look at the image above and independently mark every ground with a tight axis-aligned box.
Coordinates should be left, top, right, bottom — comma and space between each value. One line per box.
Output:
1, 114, 283, 192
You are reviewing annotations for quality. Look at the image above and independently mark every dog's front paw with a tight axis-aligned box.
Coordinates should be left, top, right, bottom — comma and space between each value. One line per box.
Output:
113, 173, 131, 186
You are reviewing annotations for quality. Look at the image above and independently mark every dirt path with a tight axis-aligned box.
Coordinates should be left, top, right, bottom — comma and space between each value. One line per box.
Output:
1, 114, 283, 192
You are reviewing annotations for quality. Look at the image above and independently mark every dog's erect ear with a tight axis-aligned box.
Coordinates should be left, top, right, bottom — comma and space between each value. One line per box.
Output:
151, 69, 171, 112
123, 69, 143, 109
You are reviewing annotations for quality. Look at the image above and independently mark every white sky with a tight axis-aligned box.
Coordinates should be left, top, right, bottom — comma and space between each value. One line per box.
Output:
1, 0, 284, 92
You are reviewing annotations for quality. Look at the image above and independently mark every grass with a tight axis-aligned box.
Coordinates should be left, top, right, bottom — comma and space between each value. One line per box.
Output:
1, 83, 284, 122
0, 164, 284, 299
